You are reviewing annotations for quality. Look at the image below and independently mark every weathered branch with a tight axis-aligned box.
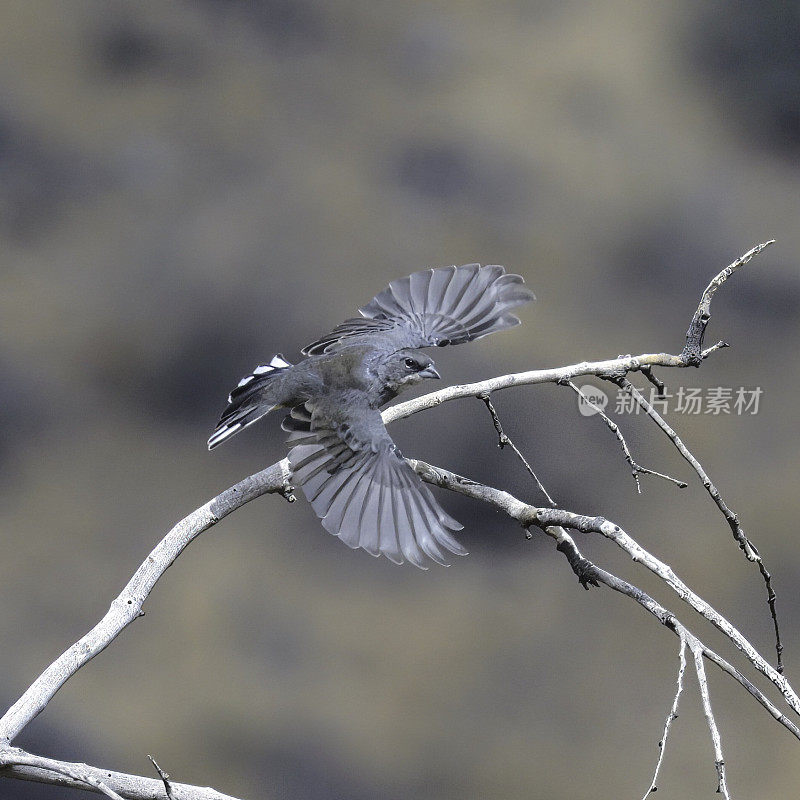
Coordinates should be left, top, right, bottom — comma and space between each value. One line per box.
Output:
386, 241, 784, 672
548, 532, 800, 738
692, 640, 730, 798
552, 535, 735, 795
410, 459, 800, 721
0, 461, 293, 747
0, 463, 292, 799
0, 749, 125, 800
4, 450, 791, 796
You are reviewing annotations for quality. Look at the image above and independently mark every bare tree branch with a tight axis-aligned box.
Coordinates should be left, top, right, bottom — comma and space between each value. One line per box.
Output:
409, 458, 800, 720
681, 240, 774, 364
541, 511, 794, 713
383, 241, 776, 427
4, 451, 790, 797
0, 465, 292, 798
382, 241, 784, 673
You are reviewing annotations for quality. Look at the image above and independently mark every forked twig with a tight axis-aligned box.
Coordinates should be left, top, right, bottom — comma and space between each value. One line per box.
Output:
641, 637, 687, 798
682, 240, 775, 365
692, 640, 730, 799
561, 379, 687, 492
640, 365, 666, 396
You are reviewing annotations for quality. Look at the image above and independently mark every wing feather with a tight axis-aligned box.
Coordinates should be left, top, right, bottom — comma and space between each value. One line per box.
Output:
397, 467, 448, 566
382, 467, 405, 565
324, 454, 371, 533
301, 264, 534, 354
286, 398, 465, 568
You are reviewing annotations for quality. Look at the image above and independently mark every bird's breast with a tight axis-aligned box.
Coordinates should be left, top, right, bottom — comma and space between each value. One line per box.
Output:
309, 350, 373, 393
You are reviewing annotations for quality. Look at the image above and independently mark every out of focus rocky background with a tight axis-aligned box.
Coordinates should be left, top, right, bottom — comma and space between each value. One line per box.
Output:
1, 2, 799, 798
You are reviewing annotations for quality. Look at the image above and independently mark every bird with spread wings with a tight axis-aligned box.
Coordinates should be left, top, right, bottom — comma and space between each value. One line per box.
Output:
209, 264, 534, 568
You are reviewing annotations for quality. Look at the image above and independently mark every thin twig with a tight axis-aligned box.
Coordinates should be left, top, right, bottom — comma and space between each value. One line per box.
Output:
614, 376, 784, 674
148, 756, 174, 800
561, 379, 687, 492
691, 640, 731, 799
701, 649, 800, 738
148, 755, 176, 800
701, 340, 729, 359
479, 392, 556, 505
641, 637, 687, 798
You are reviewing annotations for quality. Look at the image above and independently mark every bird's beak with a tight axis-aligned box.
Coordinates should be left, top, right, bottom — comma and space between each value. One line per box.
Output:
419, 365, 441, 380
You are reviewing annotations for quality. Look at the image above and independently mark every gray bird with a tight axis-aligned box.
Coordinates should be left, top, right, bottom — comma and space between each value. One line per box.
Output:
209, 264, 534, 568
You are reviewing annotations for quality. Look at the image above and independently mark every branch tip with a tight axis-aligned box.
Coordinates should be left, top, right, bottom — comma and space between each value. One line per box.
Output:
148, 754, 176, 800
682, 240, 774, 364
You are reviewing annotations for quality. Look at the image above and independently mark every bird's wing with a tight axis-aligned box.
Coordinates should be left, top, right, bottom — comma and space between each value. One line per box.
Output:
283, 398, 466, 568
301, 264, 534, 355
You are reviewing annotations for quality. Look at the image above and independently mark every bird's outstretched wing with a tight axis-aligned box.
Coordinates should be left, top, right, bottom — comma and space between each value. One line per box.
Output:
283, 398, 466, 568
302, 264, 534, 355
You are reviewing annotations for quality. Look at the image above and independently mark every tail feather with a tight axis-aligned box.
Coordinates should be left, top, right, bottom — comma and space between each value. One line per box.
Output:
208, 355, 292, 449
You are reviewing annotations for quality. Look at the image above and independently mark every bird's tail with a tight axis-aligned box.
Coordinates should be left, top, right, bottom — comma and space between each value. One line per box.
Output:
208, 355, 293, 449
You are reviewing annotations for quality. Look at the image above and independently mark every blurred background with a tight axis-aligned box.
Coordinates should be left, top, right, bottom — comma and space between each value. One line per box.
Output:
1, 2, 799, 798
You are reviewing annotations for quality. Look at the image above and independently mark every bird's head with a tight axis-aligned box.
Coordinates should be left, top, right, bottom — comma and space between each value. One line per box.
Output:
378, 350, 441, 395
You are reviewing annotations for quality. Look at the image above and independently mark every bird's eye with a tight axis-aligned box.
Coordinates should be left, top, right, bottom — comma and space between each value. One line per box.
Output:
404, 358, 417, 370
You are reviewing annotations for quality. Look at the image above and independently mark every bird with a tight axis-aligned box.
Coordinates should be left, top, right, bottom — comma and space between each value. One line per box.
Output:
208, 264, 535, 568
